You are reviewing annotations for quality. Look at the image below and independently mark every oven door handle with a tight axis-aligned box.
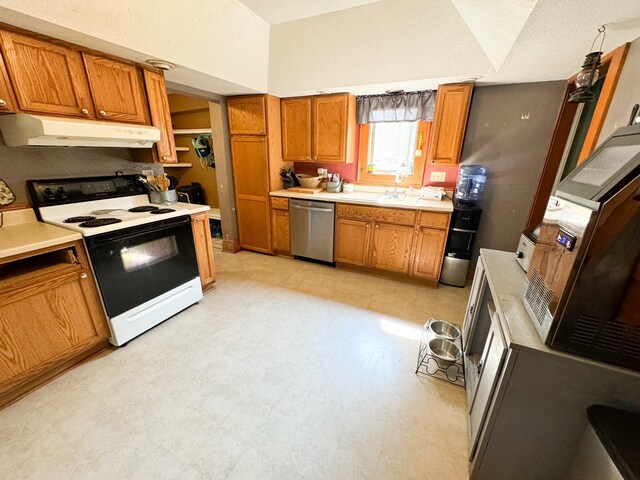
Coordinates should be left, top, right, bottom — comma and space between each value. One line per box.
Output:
87, 216, 191, 245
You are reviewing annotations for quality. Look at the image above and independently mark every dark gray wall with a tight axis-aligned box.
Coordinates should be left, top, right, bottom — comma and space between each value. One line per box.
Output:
0, 133, 162, 204
460, 81, 566, 266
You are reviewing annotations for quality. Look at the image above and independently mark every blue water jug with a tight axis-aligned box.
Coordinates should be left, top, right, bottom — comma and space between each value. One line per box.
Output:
455, 165, 488, 206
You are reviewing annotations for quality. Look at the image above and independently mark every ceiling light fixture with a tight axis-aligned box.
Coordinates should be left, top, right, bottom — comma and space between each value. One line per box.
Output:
569, 26, 606, 103
146, 59, 176, 71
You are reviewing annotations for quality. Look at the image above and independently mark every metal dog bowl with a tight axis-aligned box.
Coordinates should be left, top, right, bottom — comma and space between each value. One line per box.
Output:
428, 320, 461, 340
428, 338, 462, 364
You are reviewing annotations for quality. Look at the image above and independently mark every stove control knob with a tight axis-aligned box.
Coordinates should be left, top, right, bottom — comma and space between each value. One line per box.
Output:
57, 186, 66, 195
126, 181, 133, 188
43, 187, 54, 196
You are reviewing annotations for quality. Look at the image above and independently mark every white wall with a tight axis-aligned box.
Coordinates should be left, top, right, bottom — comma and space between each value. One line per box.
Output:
268, 0, 493, 97
0, 0, 270, 95
597, 37, 640, 144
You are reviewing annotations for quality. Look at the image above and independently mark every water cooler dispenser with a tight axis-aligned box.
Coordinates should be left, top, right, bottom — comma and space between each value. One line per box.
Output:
440, 165, 487, 287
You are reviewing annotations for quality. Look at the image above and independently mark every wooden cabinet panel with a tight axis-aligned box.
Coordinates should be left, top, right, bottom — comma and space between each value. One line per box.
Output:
336, 203, 416, 225
82, 53, 148, 124
236, 197, 271, 253
411, 227, 448, 280
143, 69, 177, 163
232, 135, 271, 253
335, 218, 372, 266
0, 31, 94, 118
191, 212, 216, 289
370, 222, 414, 273
0, 269, 100, 384
231, 136, 269, 198
429, 83, 473, 165
417, 211, 450, 230
272, 209, 291, 254
0, 50, 17, 113
271, 197, 289, 211
228, 96, 266, 135
281, 97, 312, 160
313, 94, 349, 162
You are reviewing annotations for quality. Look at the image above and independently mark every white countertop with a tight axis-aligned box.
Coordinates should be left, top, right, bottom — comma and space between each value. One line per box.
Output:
270, 189, 454, 213
173, 202, 211, 215
0, 209, 82, 260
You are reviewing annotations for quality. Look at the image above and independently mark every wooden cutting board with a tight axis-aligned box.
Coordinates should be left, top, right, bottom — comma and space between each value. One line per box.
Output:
286, 187, 324, 194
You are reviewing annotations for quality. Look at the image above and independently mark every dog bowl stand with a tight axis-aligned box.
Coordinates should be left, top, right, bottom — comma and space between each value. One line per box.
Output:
415, 318, 466, 388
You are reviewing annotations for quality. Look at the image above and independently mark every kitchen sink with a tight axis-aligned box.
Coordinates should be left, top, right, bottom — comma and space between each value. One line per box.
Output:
377, 195, 421, 205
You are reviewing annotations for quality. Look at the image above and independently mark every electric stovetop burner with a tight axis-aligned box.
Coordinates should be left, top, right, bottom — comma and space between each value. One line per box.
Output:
129, 206, 160, 213
64, 216, 96, 223
79, 218, 123, 228
150, 208, 176, 214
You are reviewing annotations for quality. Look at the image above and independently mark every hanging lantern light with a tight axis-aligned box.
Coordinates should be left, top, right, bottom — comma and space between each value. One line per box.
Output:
569, 26, 606, 103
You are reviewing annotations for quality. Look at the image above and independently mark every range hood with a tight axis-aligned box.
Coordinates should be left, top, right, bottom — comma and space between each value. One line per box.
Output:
0, 114, 161, 148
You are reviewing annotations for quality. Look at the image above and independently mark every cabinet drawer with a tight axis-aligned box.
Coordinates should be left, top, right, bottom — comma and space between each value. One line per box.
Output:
337, 204, 416, 225
418, 211, 450, 229
271, 197, 289, 210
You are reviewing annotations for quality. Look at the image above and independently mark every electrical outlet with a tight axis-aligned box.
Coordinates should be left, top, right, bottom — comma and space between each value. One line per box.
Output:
142, 169, 154, 177
430, 171, 446, 182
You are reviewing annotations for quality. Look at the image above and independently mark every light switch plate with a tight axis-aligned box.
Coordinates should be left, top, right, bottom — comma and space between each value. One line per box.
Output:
430, 171, 446, 182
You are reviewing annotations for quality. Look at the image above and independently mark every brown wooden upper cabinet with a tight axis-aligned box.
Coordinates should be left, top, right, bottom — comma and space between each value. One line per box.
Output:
143, 69, 177, 163
227, 96, 267, 135
281, 97, 312, 160
0, 30, 95, 118
429, 83, 473, 165
82, 53, 148, 124
282, 93, 356, 163
0, 50, 16, 113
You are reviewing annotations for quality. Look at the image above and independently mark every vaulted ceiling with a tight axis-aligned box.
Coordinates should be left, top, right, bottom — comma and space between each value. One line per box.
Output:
0, 0, 639, 97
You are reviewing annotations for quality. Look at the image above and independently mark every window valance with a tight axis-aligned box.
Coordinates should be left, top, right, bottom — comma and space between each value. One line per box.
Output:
356, 90, 436, 124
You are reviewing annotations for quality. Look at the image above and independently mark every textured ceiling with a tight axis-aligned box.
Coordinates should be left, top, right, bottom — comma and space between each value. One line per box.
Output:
238, 0, 385, 24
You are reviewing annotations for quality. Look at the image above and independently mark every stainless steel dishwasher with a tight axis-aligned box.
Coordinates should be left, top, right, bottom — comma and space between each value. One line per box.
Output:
289, 199, 335, 262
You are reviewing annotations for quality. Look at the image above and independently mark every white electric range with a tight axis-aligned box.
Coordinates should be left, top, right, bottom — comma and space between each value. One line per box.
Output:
29, 175, 203, 346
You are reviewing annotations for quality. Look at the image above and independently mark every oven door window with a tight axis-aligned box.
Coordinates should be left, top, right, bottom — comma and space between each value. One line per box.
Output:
85, 216, 199, 318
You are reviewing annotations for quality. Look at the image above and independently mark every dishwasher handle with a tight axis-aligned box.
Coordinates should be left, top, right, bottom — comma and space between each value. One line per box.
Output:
291, 205, 334, 213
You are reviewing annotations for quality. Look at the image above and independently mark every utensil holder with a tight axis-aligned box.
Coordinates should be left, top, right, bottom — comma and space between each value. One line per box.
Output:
148, 189, 178, 205
325, 180, 343, 193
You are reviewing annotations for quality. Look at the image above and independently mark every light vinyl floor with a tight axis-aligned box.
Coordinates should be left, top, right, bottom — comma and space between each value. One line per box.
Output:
1, 251, 471, 479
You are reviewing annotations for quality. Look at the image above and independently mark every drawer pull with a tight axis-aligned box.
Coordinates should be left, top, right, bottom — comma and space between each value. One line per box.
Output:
99, 110, 107, 117
81, 108, 89, 116
80, 273, 88, 279
0, 99, 6, 107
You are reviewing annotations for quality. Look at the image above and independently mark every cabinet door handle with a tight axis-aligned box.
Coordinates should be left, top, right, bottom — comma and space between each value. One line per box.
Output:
99, 110, 107, 117
259, 129, 265, 134
0, 99, 6, 107
162, 156, 171, 161
313, 156, 317, 160
375, 224, 379, 229
306, 156, 310, 160
81, 108, 89, 116
80, 273, 88, 279
366, 224, 371, 228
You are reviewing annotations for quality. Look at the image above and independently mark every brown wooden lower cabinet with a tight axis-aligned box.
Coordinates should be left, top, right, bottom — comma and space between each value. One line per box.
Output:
0, 240, 109, 408
191, 212, 216, 291
271, 209, 291, 255
411, 227, 448, 280
335, 203, 450, 285
370, 222, 414, 273
334, 218, 372, 266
